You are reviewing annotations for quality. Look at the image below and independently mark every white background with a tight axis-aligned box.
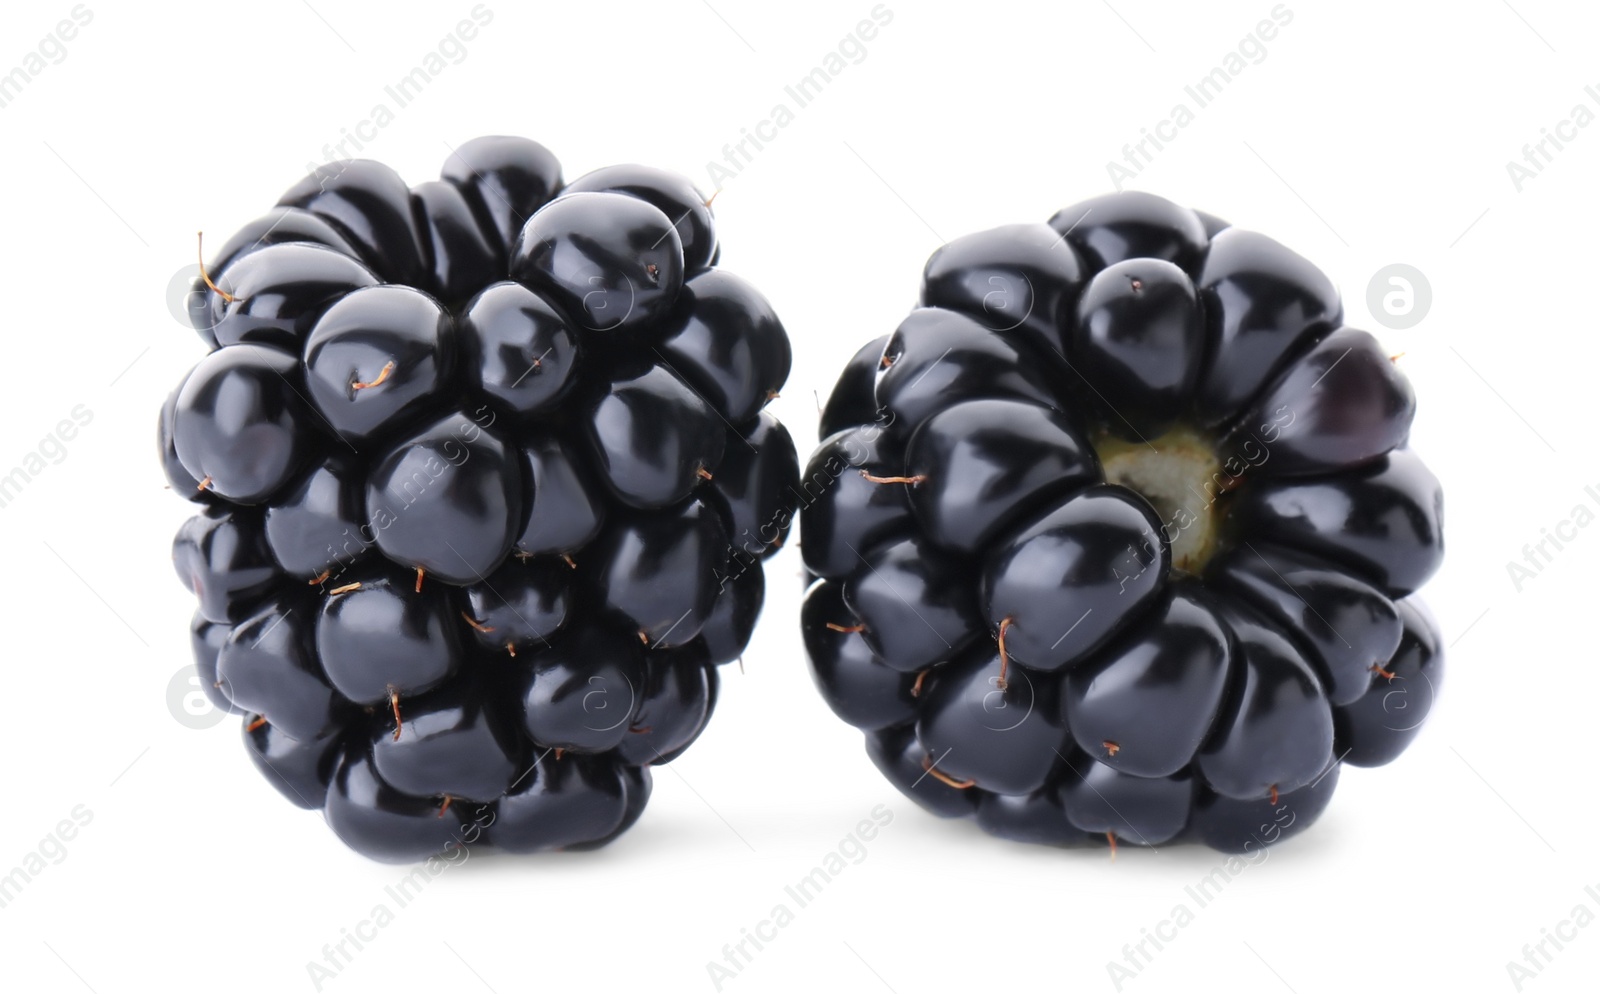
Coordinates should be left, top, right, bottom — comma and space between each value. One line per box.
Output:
1, 0, 1597, 991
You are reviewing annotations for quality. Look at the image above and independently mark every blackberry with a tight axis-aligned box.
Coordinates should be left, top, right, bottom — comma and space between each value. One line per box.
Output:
163, 137, 797, 862
800, 192, 1443, 854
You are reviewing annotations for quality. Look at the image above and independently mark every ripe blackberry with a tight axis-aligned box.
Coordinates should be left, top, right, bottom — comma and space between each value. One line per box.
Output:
800, 192, 1443, 854
163, 137, 798, 862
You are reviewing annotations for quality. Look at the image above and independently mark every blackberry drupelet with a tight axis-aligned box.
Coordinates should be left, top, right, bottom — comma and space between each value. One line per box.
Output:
801, 191, 1443, 854
162, 137, 798, 862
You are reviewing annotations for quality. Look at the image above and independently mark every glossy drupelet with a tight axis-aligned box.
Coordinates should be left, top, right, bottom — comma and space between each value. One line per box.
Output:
163, 137, 797, 862
801, 191, 1444, 854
